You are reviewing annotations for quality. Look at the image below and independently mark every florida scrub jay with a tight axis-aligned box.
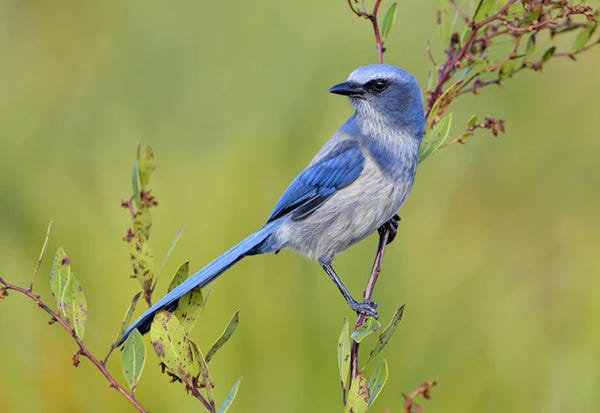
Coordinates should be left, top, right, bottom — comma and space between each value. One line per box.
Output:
119, 64, 424, 345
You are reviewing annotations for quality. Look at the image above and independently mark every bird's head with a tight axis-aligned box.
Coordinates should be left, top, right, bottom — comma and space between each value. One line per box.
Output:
329, 64, 424, 140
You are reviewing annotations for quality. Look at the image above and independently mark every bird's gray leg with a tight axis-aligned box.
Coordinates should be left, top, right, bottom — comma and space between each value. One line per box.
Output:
321, 262, 379, 319
378, 214, 400, 245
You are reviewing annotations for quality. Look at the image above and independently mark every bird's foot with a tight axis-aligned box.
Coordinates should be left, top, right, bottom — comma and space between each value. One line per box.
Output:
350, 298, 379, 319
378, 214, 401, 245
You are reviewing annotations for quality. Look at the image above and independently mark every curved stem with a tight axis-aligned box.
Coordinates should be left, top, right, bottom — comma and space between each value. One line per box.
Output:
0, 276, 148, 413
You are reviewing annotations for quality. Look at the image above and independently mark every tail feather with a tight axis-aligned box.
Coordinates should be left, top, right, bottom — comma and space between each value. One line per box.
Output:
118, 221, 280, 346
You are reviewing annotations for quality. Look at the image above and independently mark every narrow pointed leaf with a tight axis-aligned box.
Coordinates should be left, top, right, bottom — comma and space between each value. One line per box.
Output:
541, 46, 556, 63
368, 305, 405, 363
132, 161, 141, 207
114, 292, 142, 343
30, 221, 53, 289
345, 372, 370, 413
217, 377, 242, 413
368, 359, 388, 405
338, 318, 351, 395
573, 22, 597, 53
351, 317, 381, 343
138, 145, 155, 189
467, 114, 478, 129
418, 112, 453, 163
168, 261, 190, 291
206, 310, 239, 362
524, 34, 536, 59
121, 329, 146, 392
380, 3, 398, 42
169, 261, 204, 333
150, 311, 195, 385
189, 339, 214, 402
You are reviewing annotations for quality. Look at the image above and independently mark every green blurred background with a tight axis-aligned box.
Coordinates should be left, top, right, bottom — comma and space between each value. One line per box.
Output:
1, 1, 599, 412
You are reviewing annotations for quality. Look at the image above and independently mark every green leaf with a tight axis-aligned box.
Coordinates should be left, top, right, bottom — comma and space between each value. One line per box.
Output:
573, 22, 598, 53
132, 161, 141, 207
168, 261, 190, 291
150, 311, 195, 385
50, 248, 71, 311
30, 221, 53, 289
49, 249, 87, 338
168, 261, 204, 333
500, 57, 519, 79
437, 5, 451, 45
473, 0, 499, 23
138, 145, 155, 189
467, 114, 478, 129
380, 3, 398, 42
338, 318, 351, 395
541, 46, 556, 63
121, 329, 146, 393
65, 273, 87, 339
351, 317, 381, 344
345, 372, 370, 413
189, 339, 214, 401
206, 310, 240, 362
368, 305, 405, 363
524, 34, 536, 59
217, 377, 242, 413
115, 292, 142, 343
368, 359, 388, 406
130, 235, 154, 293
418, 112, 453, 163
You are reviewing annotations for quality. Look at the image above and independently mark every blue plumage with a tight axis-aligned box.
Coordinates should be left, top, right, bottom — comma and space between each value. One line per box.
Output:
118, 64, 424, 345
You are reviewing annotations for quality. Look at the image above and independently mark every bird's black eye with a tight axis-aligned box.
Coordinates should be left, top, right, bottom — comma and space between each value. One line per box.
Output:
367, 79, 389, 93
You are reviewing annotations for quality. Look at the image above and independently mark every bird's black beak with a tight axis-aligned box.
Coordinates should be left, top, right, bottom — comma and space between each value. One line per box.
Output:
329, 81, 365, 98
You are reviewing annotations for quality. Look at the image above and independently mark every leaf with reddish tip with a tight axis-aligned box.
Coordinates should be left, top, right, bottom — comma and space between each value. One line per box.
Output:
121, 329, 146, 393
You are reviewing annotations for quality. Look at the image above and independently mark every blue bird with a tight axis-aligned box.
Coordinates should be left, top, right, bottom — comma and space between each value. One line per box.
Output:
118, 64, 424, 345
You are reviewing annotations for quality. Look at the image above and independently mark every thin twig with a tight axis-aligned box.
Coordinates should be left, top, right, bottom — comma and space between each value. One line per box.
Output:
29, 221, 53, 292
0, 276, 148, 413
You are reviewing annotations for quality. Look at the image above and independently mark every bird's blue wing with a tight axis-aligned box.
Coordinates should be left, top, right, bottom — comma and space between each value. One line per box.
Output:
267, 140, 365, 222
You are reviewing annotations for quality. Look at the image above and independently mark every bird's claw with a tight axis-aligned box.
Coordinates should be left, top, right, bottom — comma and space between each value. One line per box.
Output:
378, 214, 401, 245
350, 299, 379, 319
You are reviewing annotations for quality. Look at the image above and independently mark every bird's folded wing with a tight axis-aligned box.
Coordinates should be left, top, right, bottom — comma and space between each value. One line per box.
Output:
267, 140, 365, 222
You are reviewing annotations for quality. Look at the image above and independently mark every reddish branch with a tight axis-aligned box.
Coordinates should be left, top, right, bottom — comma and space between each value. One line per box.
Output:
347, 0, 386, 63
0, 276, 148, 413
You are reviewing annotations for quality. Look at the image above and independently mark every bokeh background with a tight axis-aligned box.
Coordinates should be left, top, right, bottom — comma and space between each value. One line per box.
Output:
1, 1, 599, 412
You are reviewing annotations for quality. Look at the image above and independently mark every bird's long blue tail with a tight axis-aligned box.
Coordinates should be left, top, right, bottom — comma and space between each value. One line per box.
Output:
117, 221, 280, 346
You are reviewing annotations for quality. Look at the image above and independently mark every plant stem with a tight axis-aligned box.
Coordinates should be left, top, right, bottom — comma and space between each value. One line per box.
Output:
349, 229, 390, 385
0, 276, 148, 413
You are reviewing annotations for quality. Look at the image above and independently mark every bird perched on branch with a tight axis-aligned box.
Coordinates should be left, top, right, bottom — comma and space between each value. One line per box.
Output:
119, 64, 424, 345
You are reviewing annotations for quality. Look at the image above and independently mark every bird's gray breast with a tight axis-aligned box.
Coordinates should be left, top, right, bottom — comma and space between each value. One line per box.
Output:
273, 136, 418, 263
